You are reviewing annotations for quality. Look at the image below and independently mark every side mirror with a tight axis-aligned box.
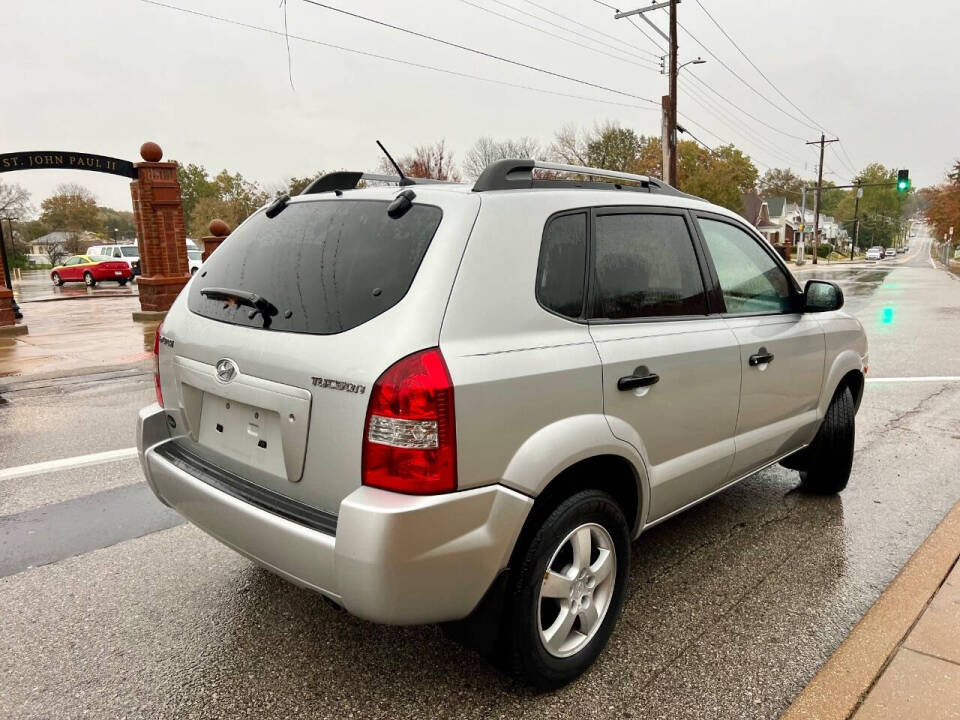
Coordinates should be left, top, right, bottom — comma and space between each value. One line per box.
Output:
804, 279, 844, 312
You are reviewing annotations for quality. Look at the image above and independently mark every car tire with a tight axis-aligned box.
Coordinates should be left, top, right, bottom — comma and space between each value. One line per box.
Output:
83, 271, 96, 287
118, 278, 128, 286
499, 489, 630, 690
799, 386, 855, 495
52, 272, 63, 286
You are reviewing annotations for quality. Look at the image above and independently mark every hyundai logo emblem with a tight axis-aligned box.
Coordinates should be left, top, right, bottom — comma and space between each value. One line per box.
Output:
215, 358, 239, 384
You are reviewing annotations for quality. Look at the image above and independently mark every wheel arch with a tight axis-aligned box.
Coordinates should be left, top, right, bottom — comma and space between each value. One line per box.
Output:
819, 349, 865, 417
500, 414, 649, 539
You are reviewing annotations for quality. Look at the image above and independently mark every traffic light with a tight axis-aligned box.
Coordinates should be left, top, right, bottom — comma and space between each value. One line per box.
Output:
897, 169, 911, 193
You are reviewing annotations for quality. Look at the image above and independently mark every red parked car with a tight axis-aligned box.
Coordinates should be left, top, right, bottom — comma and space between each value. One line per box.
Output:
51, 255, 132, 287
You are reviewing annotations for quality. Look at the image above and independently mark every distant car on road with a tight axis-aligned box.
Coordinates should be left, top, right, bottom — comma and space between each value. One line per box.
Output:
885, 248, 897, 258
51, 254, 132, 287
866, 247, 883, 260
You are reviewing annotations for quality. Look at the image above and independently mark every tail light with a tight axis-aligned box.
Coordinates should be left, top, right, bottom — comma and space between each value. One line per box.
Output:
153, 322, 164, 407
362, 348, 456, 494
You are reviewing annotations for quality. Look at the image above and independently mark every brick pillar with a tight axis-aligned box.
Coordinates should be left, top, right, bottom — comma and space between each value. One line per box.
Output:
201, 219, 231, 262
130, 141, 191, 318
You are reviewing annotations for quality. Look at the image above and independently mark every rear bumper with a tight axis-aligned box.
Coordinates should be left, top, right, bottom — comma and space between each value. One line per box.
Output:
137, 404, 532, 625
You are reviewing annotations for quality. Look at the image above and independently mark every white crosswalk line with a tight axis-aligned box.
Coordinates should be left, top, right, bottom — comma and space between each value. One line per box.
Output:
0, 447, 138, 481
866, 376, 960, 384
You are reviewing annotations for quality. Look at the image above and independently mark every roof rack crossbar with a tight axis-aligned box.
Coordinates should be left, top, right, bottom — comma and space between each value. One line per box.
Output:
471, 159, 688, 197
300, 171, 453, 195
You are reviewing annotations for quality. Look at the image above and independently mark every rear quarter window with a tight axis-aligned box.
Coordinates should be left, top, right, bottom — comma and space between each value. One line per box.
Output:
188, 199, 443, 335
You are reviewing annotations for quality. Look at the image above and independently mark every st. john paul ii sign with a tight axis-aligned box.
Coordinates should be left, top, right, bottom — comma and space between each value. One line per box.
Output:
0, 151, 136, 178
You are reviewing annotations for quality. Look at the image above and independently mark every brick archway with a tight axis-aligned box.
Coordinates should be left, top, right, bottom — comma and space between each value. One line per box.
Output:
0, 142, 190, 331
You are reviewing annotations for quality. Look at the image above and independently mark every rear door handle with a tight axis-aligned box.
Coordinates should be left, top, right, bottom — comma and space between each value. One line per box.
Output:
617, 372, 660, 391
749, 349, 775, 366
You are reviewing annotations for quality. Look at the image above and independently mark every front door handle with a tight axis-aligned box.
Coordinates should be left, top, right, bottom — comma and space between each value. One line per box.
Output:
749, 348, 775, 367
618, 372, 660, 391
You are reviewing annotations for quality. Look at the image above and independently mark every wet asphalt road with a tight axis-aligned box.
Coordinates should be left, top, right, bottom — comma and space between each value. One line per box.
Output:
2, 237, 959, 719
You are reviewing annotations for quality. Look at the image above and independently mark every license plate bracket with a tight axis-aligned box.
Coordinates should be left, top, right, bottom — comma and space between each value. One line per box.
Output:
198, 394, 287, 479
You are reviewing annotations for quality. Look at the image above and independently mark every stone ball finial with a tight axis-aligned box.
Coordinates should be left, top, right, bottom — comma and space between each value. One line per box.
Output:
140, 142, 163, 162
209, 219, 231, 237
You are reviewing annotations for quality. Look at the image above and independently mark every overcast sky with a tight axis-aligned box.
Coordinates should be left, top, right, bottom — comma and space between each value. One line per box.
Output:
3, 0, 958, 211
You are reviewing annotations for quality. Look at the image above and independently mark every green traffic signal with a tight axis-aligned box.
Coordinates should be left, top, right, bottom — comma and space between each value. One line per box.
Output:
897, 169, 910, 193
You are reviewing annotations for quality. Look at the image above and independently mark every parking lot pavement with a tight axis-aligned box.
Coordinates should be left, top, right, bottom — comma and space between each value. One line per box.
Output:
0, 294, 154, 378
1, 237, 959, 718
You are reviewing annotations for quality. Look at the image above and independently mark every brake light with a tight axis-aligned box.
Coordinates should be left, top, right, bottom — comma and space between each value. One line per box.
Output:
362, 348, 456, 494
153, 322, 164, 407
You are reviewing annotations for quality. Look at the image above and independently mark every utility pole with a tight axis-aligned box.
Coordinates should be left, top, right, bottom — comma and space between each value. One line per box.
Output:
667, 0, 678, 186
851, 183, 862, 261
615, 0, 679, 187
805, 134, 839, 264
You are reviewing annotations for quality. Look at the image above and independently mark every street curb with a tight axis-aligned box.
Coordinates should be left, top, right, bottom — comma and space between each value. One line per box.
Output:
781, 499, 960, 720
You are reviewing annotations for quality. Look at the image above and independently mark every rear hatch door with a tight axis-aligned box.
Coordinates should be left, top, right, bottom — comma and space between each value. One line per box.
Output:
158, 190, 479, 515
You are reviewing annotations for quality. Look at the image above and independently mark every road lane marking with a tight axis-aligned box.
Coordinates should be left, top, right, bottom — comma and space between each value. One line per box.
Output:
866, 376, 960, 384
0, 447, 138, 481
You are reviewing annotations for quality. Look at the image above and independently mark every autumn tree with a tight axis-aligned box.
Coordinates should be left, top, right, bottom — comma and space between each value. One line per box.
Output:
38, 183, 101, 253
677, 142, 758, 213
462, 136, 541, 178
286, 173, 324, 195
759, 168, 804, 199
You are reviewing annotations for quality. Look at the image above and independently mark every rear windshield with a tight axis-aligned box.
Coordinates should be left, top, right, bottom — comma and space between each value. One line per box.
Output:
187, 199, 443, 335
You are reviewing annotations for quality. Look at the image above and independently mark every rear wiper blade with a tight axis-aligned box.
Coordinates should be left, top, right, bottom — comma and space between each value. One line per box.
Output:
200, 287, 279, 327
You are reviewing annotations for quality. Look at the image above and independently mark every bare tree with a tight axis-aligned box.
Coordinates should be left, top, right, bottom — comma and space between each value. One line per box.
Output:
462, 136, 542, 178
0, 180, 32, 219
550, 124, 589, 166
380, 141, 462, 182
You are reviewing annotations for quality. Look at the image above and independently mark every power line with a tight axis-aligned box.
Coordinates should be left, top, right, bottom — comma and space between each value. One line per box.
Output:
133, 0, 663, 114
684, 72, 805, 142
301, 0, 660, 106
692, 0, 832, 136
681, 79, 809, 169
455, 0, 659, 70
509, 0, 661, 59
674, 17, 822, 135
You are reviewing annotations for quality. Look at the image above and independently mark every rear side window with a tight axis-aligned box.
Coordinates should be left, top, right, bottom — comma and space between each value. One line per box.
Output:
120, 246, 139, 257
591, 213, 707, 319
188, 200, 443, 335
537, 213, 587, 318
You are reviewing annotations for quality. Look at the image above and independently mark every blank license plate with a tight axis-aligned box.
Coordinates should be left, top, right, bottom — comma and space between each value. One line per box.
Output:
114, 271, 122, 275
198, 394, 286, 478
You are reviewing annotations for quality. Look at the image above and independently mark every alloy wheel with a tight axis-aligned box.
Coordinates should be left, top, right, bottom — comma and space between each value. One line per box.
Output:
537, 523, 617, 658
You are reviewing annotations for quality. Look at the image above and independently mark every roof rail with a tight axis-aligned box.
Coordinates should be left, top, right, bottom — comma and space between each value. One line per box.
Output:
300, 171, 453, 195
471, 159, 688, 197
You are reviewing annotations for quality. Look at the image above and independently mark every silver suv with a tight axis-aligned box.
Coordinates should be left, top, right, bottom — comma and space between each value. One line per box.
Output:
138, 160, 867, 688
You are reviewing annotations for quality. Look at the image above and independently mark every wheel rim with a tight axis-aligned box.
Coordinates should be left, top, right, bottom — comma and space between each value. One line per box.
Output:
84, 274, 92, 285
537, 522, 616, 658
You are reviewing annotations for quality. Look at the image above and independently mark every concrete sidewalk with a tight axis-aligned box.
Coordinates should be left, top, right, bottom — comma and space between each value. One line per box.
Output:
783, 499, 960, 719
0, 295, 155, 379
